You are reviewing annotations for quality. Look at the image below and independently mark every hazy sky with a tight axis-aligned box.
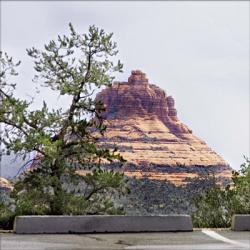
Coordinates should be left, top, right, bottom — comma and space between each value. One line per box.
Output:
1, 1, 249, 172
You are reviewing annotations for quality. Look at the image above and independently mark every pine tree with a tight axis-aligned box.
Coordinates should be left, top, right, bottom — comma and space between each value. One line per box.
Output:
0, 24, 127, 216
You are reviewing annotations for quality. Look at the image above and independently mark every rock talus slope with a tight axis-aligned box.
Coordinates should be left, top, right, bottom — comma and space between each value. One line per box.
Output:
95, 70, 231, 184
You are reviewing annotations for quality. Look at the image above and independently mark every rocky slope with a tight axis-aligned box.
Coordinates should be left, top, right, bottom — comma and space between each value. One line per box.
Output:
95, 70, 232, 185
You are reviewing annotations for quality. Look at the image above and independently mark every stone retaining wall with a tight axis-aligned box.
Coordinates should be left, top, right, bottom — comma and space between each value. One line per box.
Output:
14, 215, 193, 234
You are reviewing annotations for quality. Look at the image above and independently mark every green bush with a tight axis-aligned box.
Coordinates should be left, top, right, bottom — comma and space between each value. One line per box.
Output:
192, 158, 250, 228
0, 202, 15, 230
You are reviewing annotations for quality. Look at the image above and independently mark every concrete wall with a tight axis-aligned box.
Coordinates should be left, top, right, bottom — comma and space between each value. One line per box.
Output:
232, 214, 250, 231
14, 215, 193, 234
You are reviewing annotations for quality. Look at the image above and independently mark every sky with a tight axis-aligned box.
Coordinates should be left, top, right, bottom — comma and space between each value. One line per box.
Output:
0, 1, 249, 176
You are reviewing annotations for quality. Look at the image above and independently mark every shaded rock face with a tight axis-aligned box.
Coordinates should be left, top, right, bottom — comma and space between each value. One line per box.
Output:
96, 70, 231, 184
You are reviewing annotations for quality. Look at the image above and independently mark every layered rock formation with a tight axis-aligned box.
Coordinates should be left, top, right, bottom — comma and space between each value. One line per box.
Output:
95, 70, 231, 185
0, 177, 13, 191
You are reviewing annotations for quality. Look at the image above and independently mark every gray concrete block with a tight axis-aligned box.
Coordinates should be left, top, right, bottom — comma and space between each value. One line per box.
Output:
14, 215, 193, 234
232, 214, 250, 231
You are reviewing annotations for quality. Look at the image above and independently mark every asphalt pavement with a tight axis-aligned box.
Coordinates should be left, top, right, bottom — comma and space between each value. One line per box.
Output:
0, 229, 250, 250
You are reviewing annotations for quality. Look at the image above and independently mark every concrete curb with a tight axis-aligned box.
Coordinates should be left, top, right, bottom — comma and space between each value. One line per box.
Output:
231, 214, 250, 231
14, 215, 193, 234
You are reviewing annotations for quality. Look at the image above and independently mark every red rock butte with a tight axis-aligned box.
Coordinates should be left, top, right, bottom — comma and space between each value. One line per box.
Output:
95, 70, 232, 185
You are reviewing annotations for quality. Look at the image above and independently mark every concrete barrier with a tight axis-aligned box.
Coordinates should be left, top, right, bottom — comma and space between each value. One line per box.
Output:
232, 214, 250, 231
14, 215, 193, 234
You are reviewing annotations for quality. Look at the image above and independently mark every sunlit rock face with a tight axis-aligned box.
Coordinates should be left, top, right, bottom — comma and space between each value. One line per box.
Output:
0, 177, 13, 192
95, 70, 232, 185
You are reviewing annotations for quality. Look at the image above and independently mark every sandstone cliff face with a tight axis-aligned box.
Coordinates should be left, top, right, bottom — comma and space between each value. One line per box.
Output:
0, 177, 13, 191
95, 70, 231, 184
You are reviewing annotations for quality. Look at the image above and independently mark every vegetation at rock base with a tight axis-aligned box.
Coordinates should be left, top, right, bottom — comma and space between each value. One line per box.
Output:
116, 159, 249, 229
1, 158, 249, 229
192, 157, 250, 228
120, 171, 224, 216
0, 23, 127, 229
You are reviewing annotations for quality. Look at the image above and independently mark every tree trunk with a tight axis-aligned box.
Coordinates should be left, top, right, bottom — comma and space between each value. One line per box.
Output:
50, 160, 64, 215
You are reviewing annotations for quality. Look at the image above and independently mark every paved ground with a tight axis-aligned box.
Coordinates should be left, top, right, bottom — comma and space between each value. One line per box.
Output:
0, 230, 249, 250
